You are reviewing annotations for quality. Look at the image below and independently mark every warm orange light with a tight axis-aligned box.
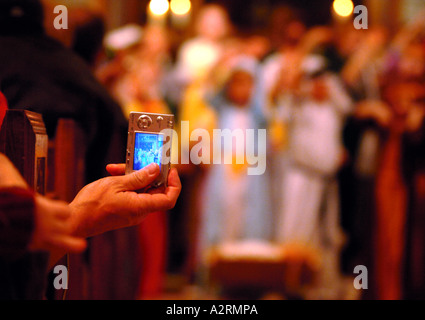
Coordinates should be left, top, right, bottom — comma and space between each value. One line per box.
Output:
170, 0, 191, 15
333, 0, 354, 17
149, 0, 170, 16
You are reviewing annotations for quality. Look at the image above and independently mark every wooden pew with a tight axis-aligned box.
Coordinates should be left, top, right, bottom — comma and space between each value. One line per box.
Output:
0, 110, 48, 195
0, 110, 86, 202
46, 118, 89, 300
46, 119, 86, 201
0, 110, 51, 299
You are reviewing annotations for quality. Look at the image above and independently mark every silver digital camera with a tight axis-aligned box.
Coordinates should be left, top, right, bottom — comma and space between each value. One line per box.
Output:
126, 112, 174, 190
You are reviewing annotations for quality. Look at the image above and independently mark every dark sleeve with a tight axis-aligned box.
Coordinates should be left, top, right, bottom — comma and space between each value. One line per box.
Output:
0, 187, 35, 260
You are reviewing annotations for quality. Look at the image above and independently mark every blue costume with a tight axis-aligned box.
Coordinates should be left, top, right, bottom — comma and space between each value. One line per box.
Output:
198, 57, 273, 264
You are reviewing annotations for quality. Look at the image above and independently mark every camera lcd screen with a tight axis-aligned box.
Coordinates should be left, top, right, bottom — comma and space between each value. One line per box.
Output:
133, 132, 164, 171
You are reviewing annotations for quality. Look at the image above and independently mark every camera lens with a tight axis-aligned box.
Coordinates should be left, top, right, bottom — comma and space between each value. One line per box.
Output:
138, 115, 152, 129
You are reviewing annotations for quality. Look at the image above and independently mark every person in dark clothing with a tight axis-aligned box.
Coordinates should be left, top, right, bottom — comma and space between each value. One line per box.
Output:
71, 10, 106, 68
0, 0, 132, 300
0, 0, 127, 184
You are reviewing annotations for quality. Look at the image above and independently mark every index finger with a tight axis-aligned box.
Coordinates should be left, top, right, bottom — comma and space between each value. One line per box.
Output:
106, 163, 126, 176
165, 168, 182, 200
139, 168, 182, 212
159, 168, 181, 207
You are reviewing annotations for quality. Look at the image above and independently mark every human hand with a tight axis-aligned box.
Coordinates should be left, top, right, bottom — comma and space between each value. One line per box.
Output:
69, 163, 181, 238
28, 195, 87, 254
0, 153, 87, 255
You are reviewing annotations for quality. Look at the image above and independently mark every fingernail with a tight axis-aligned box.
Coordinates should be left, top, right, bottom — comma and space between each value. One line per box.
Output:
146, 163, 159, 175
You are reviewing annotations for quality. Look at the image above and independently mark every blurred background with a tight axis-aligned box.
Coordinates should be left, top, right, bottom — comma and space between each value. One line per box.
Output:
34, 0, 425, 300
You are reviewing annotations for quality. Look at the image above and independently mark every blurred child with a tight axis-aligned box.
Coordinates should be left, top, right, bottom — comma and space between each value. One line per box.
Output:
198, 57, 272, 273
275, 59, 353, 299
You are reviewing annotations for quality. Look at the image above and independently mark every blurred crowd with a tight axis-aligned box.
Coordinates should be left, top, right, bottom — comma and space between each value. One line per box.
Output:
89, 3, 425, 300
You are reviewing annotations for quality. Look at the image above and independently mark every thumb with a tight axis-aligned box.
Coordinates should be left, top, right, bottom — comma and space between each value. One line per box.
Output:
116, 163, 160, 191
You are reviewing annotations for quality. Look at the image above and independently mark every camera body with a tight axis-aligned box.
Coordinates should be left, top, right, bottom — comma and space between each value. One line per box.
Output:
126, 112, 174, 190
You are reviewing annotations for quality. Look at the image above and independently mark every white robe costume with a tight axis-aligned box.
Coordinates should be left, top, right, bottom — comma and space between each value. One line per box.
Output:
276, 73, 353, 299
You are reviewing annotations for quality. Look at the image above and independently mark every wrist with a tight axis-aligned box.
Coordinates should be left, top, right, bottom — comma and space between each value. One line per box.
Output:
68, 201, 90, 239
